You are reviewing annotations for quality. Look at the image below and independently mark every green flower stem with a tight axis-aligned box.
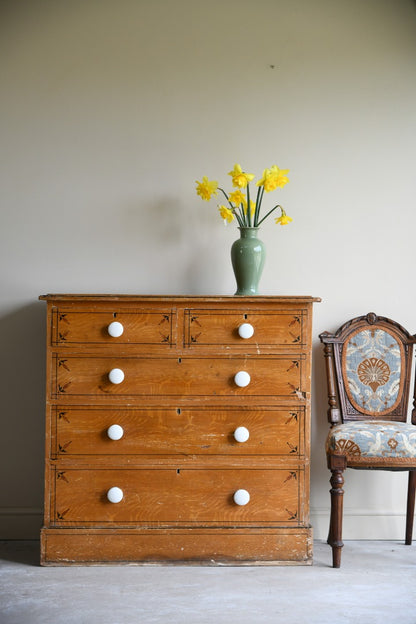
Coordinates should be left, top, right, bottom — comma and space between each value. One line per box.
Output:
253, 186, 264, 227
218, 187, 233, 209
256, 204, 282, 226
234, 210, 245, 227
246, 183, 251, 227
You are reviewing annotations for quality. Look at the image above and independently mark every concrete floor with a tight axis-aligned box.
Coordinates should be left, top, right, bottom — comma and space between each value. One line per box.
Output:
0, 540, 415, 624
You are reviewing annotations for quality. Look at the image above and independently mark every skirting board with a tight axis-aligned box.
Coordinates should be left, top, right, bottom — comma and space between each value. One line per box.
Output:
0, 508, 412, 541
0, 508, 43, 540
312, 508, 412, 540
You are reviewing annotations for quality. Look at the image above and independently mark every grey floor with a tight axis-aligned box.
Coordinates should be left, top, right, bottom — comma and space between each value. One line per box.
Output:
0, 540, 415, 624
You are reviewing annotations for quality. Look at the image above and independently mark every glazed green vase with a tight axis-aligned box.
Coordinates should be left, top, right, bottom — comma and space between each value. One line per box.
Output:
231, 227, 266, 296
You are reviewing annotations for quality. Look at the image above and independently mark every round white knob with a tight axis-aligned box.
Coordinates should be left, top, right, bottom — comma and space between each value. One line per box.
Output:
108, 368, 125, 384
233, 489, 250, 506
234, 426, 250, 443
108, 321, 124, 338
238, 323, 254, 339
107, 486, 123, 503
107, 424, 124, 440
234, 371, 251, 387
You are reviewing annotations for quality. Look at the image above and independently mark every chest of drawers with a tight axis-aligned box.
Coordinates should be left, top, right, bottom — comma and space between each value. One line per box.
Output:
39, 294, 319, 565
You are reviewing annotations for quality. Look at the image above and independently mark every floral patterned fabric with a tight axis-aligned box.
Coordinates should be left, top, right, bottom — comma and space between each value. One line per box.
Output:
342, 328, 404, 416
327, 421, 416, 467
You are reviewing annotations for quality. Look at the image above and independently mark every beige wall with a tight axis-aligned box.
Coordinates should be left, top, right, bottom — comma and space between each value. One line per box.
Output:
1, 0, 416, 539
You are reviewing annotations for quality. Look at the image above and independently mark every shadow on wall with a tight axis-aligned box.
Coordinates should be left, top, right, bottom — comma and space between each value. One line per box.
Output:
122, 196, 230, 294
0, 303, 46, 524
311, 340, 331, 500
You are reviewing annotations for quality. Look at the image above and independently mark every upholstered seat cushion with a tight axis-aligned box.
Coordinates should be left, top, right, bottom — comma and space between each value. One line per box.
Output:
326, 420, 416, 467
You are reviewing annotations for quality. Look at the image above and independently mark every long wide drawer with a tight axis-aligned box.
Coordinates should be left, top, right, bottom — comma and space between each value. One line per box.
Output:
51, 468, 303, 525
51, 355, 305, 398
51, 406, 304, 457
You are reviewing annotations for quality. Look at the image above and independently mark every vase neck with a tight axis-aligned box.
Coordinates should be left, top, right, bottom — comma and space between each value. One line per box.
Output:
238, 227, 259, 238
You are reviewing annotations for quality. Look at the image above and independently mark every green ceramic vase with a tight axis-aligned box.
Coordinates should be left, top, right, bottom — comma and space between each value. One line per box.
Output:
231, 227, 266, 296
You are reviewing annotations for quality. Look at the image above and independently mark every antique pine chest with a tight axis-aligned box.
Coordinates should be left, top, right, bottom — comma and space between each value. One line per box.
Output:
39, 294, 319, 565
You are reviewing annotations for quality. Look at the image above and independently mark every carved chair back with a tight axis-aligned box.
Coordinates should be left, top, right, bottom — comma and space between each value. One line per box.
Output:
320, 313, 416, 426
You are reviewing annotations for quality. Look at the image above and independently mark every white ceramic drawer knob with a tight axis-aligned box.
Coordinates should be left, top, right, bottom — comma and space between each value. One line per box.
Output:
108, 368, 125, 384
108, 321, 124, 338
107, 486, 123, 503
107, 424, 124, 440
234, 370, 251, 387
238, 323, 254, 339
234, 426, 250, 443
233, 489, 250, 506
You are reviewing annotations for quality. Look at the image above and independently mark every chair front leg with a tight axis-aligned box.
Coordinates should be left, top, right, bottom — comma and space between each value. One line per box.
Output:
328, 455, 347, 568
405, 470, 416, 545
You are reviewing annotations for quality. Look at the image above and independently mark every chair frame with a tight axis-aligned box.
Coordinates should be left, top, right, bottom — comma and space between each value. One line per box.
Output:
320, 312, 416, 567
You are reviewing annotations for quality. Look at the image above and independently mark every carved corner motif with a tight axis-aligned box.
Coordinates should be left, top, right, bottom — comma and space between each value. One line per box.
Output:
58, 441, 72, 454
284, 471, 298, 483
56, 508, 70, 521
57, 382, 71, 394
287, 442, 298, 454
286, 412, 298, 424
286, 508, 298, 521
287, 361, 299, 372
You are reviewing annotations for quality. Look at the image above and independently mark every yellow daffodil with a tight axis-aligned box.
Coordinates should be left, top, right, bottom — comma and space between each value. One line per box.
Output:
275, 212, 293, 226
228, 190, 247, 207
228, 164, 255, 189
196, 176, 218, 201
219, 205, 235, 223
257, 166, 289, 192
196, 162, 292, 229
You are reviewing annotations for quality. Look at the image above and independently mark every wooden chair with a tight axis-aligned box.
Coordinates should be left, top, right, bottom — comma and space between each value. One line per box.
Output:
319, 312, 416, 567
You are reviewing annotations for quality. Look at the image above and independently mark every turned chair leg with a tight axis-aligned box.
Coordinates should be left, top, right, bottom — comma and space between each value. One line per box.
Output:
327, 458, 346, 568
405, 470, 416, 545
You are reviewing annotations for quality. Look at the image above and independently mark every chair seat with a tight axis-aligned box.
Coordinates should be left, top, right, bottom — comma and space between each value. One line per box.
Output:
326, 421, 416, 467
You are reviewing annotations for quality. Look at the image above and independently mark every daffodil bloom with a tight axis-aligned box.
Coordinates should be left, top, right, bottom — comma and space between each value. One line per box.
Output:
228, 164, 255, 189
275, 212, 293, 226
228, 190, 247, 207
196, 163, 291, 229
257, 166, 289, 192
270, 165, 289, 188
196, 176, 218, 201
219, 205, 235, 223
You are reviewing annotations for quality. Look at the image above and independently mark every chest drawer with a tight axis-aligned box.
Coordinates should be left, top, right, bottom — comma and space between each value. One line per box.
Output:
52, 407, 304, 457
184, 309, 304, 348
52, 468, 302, 525
52, 355, 305, 398
51, 309, 175, 347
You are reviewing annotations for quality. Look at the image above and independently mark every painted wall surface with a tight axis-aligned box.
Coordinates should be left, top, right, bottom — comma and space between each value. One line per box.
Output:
1, 0, 416, 539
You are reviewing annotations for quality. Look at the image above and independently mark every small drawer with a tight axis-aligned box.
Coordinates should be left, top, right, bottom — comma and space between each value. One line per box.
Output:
51, 309, 175, 346
52, 407, 304, 457
52, 468, 301, 525
51, 355, 305, 399
184, 309, 305, 348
